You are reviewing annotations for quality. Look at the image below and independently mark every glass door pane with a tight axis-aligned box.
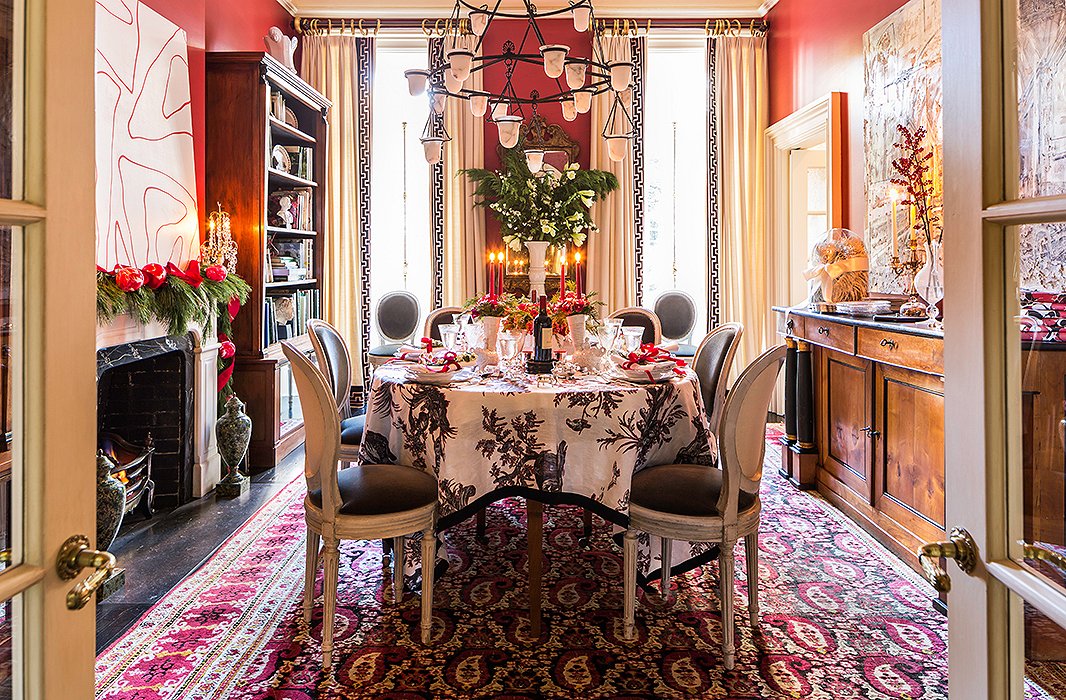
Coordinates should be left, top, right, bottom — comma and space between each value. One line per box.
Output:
1023, 592, 1066, 698
1016, 0, 1066, 201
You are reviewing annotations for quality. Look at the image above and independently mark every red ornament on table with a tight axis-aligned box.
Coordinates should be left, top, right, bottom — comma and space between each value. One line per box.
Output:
142, 263, 167, 290
204, 264, 228, 282
114, 266, 145, 292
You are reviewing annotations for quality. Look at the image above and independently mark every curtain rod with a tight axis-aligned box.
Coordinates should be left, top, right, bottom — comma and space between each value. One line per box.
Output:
293, 16, 767, 37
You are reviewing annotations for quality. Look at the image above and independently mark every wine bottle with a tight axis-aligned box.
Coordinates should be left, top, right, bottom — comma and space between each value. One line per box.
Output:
532, 294, 552, 362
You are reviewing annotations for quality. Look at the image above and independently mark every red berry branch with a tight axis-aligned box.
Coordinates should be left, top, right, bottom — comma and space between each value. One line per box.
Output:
890, 124, 941, 246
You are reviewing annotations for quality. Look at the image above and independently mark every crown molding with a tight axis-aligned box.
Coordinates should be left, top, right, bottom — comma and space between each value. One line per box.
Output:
276, 0, 299, 16
288, 0, 767, 19
758, 0, 780, 16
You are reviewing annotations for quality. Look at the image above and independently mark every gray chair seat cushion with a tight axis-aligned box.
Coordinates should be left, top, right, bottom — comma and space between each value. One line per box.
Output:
674, 343, 697, 358
369, 343, 404, 357
340, 415, 365, 446
630, 464, 756, 517
308, 463, 437, 515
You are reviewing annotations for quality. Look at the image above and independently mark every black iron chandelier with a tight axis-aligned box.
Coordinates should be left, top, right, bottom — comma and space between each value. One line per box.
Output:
405, 0, 636, 166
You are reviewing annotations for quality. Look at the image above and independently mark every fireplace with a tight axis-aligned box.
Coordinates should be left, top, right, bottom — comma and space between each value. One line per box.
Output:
97, 336, 194, 509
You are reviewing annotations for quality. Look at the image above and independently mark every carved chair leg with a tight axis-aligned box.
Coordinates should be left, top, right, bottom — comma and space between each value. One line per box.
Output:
421, 527, 435, 644
581, 509, 594, 546
745, 532, 760, 626
719, 539, 736, 670
476, 508, 487, 542
660, 538, 673, 603
321, 540, 340, 671
392, 536, 405, 602
623, 529, 637, 641
304, 529, 321, 624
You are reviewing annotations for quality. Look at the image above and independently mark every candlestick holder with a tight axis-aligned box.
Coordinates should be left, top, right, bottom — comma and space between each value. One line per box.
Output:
890, 237, 928, 317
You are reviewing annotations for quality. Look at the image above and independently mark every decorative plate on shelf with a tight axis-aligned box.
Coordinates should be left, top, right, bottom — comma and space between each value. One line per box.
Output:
271, 144, 291, 173
284, 107, 299, 129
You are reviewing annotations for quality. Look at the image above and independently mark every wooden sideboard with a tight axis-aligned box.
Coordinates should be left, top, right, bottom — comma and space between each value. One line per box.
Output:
773, 307, 945, 570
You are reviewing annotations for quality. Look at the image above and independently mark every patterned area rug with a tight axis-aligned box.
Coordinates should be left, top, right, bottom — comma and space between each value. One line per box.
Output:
95, 440, 1057, 699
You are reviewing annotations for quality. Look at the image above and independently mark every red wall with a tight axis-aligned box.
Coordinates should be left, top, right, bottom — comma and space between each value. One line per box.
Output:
480, 18, 593, 249
767, 0, 907, 229
137, 0, 293, 232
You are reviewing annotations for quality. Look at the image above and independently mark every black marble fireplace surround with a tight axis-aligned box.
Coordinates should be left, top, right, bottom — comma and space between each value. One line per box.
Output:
97, 335, 194, 510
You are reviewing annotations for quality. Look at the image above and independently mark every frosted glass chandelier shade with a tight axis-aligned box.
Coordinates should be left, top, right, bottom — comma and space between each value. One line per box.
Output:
469, 8, 490, 36
432, 92, 447, 115
444, 68, 463, 93
564, 60, 587, 90
574, 89, 592, 114
469, 92, 489, 117
422, 138, 445, 165
609, 61, 633, 92
525, 149, 545, 173
447, 49, 474, 82
496, 115, 523, 148
561, 98, 577, 122
404, 69, 430, 96
540, 45, 569, 79
606, 135, 629, 162
571, 4, 591, 31
491, 100, 510, 121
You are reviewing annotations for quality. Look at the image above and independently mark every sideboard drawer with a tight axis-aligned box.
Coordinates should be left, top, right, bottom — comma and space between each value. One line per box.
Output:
797, 318, 856, 354
857, 327, 944, 375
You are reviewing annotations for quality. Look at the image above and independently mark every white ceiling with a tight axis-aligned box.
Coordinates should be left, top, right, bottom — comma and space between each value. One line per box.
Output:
282, 0, 777, 20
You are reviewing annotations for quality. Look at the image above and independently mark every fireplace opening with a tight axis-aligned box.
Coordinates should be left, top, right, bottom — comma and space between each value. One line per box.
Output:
97, 336, 194, 511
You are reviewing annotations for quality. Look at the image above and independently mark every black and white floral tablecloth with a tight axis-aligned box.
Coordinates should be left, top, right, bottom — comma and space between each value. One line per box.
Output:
360, 365, 720, 584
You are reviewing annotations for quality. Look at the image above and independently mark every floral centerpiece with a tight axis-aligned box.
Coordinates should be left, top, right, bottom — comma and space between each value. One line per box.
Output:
463, 292, 510, 318
463, 148, 619, 251
503, 297, 538, 333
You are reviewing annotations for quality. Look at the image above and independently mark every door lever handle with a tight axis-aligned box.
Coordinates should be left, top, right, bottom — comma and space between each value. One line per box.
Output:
56, 535, 116, 610
917, 528, 977, 593
1023, 542, 1066, 575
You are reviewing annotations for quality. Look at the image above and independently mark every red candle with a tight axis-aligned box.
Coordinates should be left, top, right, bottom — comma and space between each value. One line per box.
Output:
560, 246, 567, 293
496, 252, 503, 296
489, 252, 497, 296
575, 251, 583, 296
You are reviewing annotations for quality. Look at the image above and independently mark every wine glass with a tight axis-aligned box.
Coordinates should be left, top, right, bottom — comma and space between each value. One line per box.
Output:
498, 331, 520, 376
621, 326, 644, 353
439, 323, 459, 351
602, 318, 623, 352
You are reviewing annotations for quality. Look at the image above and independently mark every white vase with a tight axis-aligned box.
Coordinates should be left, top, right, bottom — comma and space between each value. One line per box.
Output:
525, 240, 550, 299
481, 315, 501, 352
567, 314, 587, 350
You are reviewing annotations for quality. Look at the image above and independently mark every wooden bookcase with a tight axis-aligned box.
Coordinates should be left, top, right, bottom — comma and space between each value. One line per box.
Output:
206, 52, 330, 471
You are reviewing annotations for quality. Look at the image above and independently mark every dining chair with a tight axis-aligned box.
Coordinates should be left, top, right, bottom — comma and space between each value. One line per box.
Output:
608, 306, 662, 346
424, 306, 464, 342
369, 291, 421, 369
307, 319, 363, 464
282, 342, 438, 669
654, 291, 699, 357
622, 345, 786, 670
691, 323, 744, 437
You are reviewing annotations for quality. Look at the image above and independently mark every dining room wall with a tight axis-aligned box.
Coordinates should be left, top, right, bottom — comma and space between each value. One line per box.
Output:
766, 0, 908, 230
137, 0, 294, 225
479, 18, 594, 251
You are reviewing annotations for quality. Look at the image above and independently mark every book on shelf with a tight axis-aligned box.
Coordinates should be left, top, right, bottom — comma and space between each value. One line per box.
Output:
268, 187, 313, 230
263, 288, 321, 347
283, 146, 313, 180
267, 238, 314, 280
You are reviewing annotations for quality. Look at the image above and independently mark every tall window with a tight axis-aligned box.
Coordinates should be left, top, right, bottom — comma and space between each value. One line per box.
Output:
370, 38, 432, 343
643, 35, 709, 336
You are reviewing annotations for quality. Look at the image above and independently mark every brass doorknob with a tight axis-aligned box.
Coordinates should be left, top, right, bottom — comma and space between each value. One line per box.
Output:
56, 535, 116, 610
917, 528, 977, 593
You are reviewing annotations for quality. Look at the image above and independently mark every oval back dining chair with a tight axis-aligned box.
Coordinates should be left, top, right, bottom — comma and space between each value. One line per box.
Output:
654, 291, 698, 357
691, 323, 744, 437
424, 306, 464, 342
608, 306, 662, 346
622, 345, 786, 670
369, 291, 421, 369
282, 342, 438, 670
307, 319, 363, 463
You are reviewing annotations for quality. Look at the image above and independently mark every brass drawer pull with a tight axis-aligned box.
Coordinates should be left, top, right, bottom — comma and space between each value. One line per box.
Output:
880, 338, 898, 349
817, 326, 830, 336
785, 318, 795, 333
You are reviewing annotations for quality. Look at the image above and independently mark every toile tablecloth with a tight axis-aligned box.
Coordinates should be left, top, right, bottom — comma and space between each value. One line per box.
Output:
360, 364, 721, 584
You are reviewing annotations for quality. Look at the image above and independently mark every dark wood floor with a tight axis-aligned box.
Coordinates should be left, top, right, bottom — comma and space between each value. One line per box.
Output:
95, 448, 305, 654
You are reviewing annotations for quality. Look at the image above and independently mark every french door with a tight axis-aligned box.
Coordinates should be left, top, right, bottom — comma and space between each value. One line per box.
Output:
0, 0, 98, 697
943, 0, 1066, 696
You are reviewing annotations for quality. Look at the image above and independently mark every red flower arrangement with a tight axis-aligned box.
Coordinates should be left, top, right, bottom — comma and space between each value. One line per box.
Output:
890, 124, 941, 245
463, 292, 509, 318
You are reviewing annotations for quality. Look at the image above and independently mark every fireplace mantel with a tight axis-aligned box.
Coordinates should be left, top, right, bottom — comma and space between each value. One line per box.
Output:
96, 314, 223, 498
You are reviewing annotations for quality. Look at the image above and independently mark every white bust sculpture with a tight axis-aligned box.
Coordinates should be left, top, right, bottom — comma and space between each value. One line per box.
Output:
264, 27, 298, 73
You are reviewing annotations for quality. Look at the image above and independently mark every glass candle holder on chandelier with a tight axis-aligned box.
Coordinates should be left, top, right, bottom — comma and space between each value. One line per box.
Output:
407, 0, 637, 164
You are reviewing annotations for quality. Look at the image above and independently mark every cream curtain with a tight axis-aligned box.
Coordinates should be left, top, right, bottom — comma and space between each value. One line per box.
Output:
441, 48, 486, 305
588, 35, 640, 312
715, 35, 769, 378
301, 35, 374, 391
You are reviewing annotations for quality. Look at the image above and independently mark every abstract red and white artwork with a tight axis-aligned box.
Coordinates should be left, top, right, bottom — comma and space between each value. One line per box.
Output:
95, 0, 198, 270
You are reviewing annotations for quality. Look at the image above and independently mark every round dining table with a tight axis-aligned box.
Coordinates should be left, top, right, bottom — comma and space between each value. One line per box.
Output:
359, 363, 720, 636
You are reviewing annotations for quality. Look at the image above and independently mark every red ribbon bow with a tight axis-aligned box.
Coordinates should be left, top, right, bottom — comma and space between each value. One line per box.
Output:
430, 350, 461, 373
165, 261, 203, 288
621, 344, 688, 380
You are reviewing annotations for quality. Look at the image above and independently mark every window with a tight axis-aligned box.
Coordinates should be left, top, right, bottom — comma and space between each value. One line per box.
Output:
643, 35, 710, 336
370, 38, 432, 343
